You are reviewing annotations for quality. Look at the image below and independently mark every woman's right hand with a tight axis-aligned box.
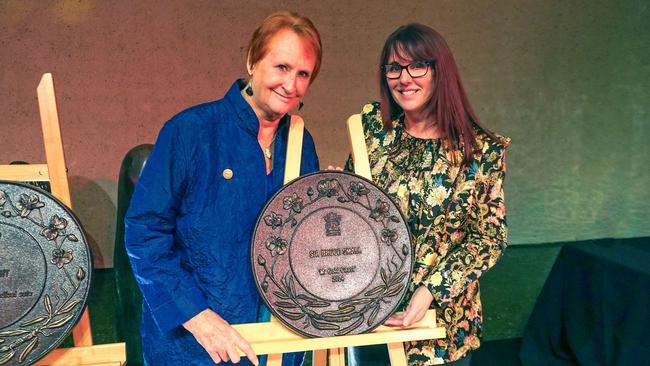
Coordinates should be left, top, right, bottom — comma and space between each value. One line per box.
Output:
183, 308, 258, 365
384, 285, 434, 327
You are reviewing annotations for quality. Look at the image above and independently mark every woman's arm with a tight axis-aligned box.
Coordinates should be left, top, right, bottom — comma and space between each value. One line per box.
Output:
387, 142, 508, 326
422, 143, 508, 309
125, 118, 259, 364
124, 119, 210, 331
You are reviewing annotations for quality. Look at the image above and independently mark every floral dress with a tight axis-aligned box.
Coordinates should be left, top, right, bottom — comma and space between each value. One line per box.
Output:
345, 102, 510, 365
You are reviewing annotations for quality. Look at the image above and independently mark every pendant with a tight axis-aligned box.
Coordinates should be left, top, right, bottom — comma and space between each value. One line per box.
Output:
264, 147, 272, 159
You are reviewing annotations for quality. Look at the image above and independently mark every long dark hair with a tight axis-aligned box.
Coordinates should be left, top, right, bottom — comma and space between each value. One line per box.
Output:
379, 23, 498, 164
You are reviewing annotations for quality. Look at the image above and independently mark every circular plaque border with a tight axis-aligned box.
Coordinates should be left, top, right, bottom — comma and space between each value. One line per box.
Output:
0, 181, 93, 366
251, 171, 414, 338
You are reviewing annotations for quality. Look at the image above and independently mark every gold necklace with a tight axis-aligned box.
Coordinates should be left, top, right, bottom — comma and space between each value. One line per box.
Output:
259, 135, 276, 159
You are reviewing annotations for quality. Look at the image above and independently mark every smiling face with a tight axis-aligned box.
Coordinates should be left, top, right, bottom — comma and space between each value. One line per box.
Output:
386, 52, 435, 118
246, 29, 317, 122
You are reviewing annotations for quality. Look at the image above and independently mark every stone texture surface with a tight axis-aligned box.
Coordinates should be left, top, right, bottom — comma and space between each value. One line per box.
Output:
252, 171, 413, 337
0, 181, 92, 366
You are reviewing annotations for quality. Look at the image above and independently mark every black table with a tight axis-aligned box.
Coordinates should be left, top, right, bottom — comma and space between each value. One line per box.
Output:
519, 237, 650, 366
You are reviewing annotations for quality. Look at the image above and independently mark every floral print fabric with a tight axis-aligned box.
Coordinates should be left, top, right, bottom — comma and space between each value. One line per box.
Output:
345, 102, 510, 365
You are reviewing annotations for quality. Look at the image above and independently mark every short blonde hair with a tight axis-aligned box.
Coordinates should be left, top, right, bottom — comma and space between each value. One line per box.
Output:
246, 11, 322, 82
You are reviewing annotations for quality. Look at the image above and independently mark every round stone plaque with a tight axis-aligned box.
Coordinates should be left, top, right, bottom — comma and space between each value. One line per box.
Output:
0, 181, 92, 366
251, 171, 413, 337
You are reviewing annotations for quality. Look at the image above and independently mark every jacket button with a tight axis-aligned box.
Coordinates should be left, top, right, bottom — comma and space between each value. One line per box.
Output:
222, 168, 233, 179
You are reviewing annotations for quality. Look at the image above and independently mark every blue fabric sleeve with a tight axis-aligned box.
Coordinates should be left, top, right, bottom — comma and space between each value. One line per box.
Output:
124, 120, 209, 332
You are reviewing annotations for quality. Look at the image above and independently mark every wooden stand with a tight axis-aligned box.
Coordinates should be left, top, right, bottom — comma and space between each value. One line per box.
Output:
232, 115, 444, 366
235, 311, 443, 365
0, 73, 126, 365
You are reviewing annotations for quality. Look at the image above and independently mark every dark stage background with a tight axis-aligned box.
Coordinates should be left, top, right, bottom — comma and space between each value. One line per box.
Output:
1, 0, 649, 341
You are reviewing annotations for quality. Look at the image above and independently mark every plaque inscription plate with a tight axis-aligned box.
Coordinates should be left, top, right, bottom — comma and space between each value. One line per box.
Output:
252, 171, 413, 337
0, 181, 92, 366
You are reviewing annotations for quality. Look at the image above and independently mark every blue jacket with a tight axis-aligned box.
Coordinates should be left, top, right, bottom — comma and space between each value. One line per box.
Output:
125, 80, 319, 365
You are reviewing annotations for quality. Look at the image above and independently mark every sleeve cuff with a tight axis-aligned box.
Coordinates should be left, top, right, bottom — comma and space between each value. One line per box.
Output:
422, 271, 452, 308
148, 285, 210, 332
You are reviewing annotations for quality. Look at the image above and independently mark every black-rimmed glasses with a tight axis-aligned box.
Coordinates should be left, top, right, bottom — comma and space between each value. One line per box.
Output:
381, 60, 436, 79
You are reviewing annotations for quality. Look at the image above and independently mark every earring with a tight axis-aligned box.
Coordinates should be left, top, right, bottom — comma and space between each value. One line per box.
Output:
299, 101, 304, 110
245, 83, 253, 96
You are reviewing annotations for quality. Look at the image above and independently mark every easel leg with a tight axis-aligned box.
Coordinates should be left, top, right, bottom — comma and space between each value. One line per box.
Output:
387, 342, 407, 366
72, 308, 93, 346
267, 353, 283, 366
328, 347, 345, 366
312, 349, 327, 366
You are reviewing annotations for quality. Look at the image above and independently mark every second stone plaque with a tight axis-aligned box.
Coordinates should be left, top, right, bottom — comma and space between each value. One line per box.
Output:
251, 171, 413, 337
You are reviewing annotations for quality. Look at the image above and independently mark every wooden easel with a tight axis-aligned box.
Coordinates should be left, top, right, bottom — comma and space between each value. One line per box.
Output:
232, 115, 444, 366
0, 73, 126, 365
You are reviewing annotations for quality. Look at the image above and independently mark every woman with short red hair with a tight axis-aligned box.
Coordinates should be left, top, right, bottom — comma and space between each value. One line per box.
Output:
126, 11, 322, 366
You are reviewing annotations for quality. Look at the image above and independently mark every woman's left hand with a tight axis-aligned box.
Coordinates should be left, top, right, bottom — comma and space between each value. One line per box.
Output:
384, 285, 434, 327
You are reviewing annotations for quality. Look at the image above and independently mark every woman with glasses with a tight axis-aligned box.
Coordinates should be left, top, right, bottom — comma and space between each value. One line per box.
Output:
125, 11, 321, 365
345, 23, 509, 366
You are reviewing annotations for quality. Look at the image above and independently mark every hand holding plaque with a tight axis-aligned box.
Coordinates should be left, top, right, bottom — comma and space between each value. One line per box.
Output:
183, 309, 259, 365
